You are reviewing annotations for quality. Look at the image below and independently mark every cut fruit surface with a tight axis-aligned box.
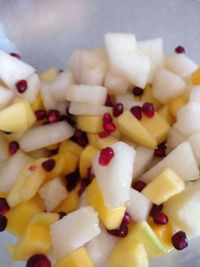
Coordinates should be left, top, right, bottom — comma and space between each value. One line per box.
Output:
76, 116, 103, 134
79, 145, 99, 177
69, 102, 112, 116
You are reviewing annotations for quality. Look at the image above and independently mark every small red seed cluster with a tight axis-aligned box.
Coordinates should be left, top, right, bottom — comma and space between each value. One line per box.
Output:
107, 212, 132, 238
130, 102, 155, 121
0, 198, 10, 232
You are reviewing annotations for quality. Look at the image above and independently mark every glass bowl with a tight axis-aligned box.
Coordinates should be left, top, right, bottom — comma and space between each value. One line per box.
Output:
0, 0, 200, 266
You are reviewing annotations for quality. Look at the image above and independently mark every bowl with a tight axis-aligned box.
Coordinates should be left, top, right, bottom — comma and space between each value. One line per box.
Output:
0, 0, 200, 266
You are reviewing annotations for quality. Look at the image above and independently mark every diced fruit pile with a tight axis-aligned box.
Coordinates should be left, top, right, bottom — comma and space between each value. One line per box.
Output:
1, 32, 200, 267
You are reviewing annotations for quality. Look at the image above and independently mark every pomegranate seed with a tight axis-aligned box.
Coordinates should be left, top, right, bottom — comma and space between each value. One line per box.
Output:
113, 103, 124, 117
133, 86, 144, 96
171, 231, 188, 250
150, 204, 164, 217
0, 198, 10, 214
132, 180, 146, 192
122, 212, 132, 225
26, 254, 51, 267
175, 46, 185, 54
105, 94, 113, 107
10, 52, 21, 59
154, 143, 166, 157
65, 170, 80, 191
153, 210, 168, 225
41, 159, 56, 172
16, 79, 28, 93
103, 122, 116, 133
9, 141, 20, 156
107, 224, 128, 238
142, 102, 155, 118
130, 106, 142, 120
35, 109, 47, 121
0, 214, 7, 232
58, 212, 67, 220
103, 113, 112, 123
99, 131, 110, 138
78, 178, 91, 196
98, 147, 114, 166
47, 109, 60, 123
71, 129, 88, 147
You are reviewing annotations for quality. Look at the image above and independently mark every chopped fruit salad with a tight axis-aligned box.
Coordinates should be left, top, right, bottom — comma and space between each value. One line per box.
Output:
1, 32, 200, 267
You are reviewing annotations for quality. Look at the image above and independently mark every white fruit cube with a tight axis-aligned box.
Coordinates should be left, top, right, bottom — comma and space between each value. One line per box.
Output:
174, 102, 200, 137
188, 130, 200, 165
164, 181, 200, 237
68, 102, 112, 116
142, 167, 185, 205
127, 189, 152, 222
105, 33, 151, 88
41, 81, 57, 110
152, 68, 186, 104
66, 84, 107, 105
104, 69, 129, 94
93, 142, 135, 208
166, 126, 186, 153
115, 92, 143, 110
0, 85, 15, 109
0, 132, 8, 161
39, 177, 68, 211
50, 206, 100, 260
24, 73, 40, 103
141, 142, 199, 183
189, 86, 200, 104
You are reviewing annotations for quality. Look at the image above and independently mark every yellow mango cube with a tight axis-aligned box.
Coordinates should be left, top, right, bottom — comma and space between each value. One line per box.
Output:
142, 167, 185, 205
141, 112, 170, 144
157, 105, 175, 126
40, 67, 58, 82
168, 97, 187, 117
192, 67, 200, 85
12, 224, 51, 261
86, 179, 125, 229
109, 241, 148, 267
29, 212, 59, 227
0, 192, 7, 198
31, 94, 43, 111
76, 116, 103, 133
54, 247, 94, 267
117, 111, 157, 149
79, 145, 99, 177
6, 195, 45, 236
54, 190, 79, 213
87, 133, 118, 149
142, 85, 161, 109
46, 143, 60, 151
59, 140, 83, 157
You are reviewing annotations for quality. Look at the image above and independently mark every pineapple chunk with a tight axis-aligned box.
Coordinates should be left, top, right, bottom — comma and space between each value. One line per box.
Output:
192, 67, 200, 85
31, 93, 43, 111
0, 192, 7, 198
54, 190, 79, 213
6, 195, 45, 236
141, 112, 170, 144
168, 97, 187, 117
7, 160, 47, 207
40, 67, 58, 81
39, 177, 68, 211
29, 212, 59, 226
117, 110, 157, 149
157, 105, 175, 126
109, 241, 149, 267
46, 143, 59, 151
142, 167, 185, 205
59, 140, 83, 157
79, 145, 99, 177
54, 247, 94, 267
87, 133, 118, 149
86, 179, 126, 229
76, 116, 103, 133
12, 224, 51, 261
142, 85, 161, 109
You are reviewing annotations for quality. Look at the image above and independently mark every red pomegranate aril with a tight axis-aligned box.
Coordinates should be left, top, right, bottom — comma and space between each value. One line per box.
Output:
35, 109, 47, 121
72, 129, 88, 147
153, 210, 168, 225
26, 254, 51, 267
133, 86, 144, 96
175, 46, 185, 54
113, 103, 124, 117
122, 212, 132, 225
107, 223, 128, 238
9, 141, 20, 156
98, 147, 114, 166
78, 178, 91, 196
154, 143, 166, 157
130, 106, 142, 120
150, 204, 164, 217
105, 94, 113, 107
47, 109, 60, 123
171, 231, 188, 250
99, 131, 110, 138
103, 113, 112, 123
142, 102, 155, 118
41, 159, 56, 172
16, 79, 28, 93
10, 52, 21, 59
0, 198, 10, 214
103, 122, 116, 133
0, 214, 7, 232
132, 180, 146, 192
58, 212, 67, 220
